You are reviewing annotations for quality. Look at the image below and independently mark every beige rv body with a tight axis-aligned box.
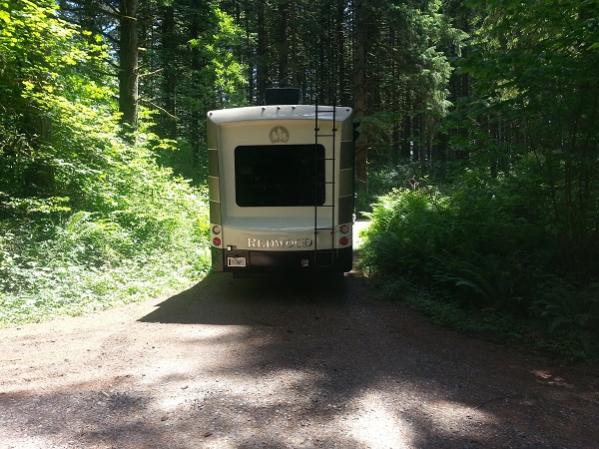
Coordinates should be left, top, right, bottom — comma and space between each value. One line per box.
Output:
207, 105, 354, 272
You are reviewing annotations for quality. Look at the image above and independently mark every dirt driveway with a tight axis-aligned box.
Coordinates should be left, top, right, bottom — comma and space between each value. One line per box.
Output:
1, 270, 598, 449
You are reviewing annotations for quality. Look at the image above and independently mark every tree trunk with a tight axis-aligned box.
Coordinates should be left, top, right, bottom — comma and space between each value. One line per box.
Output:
337, 0, 348, 105
189, 0, 202, 164
278, 0, 289, 86
353, 0, 370, 196
244, 1, 254, 104
119, 0, 139, 129
256, 0, 267, 103
160, 3, 177, 138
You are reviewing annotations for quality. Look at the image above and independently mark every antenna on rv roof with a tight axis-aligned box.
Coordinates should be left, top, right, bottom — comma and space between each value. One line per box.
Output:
264, 87, 301, 105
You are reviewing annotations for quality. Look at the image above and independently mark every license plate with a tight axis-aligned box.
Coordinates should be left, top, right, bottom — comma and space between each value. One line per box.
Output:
227, 257, 246, 267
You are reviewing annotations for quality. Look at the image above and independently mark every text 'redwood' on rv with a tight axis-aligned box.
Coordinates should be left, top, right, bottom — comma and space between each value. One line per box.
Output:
207, 88, 354, 273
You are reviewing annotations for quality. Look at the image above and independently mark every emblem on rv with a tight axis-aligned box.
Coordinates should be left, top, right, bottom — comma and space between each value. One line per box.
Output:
269, 126, 289, 143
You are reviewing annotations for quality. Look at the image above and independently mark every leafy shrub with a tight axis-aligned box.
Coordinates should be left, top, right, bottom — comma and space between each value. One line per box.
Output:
362, 187, 453, 276
0, 0, 211, 325
361, 167, 599, 359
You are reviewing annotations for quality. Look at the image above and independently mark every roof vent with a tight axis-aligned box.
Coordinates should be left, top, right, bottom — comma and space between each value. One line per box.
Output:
264, 88, 301, 105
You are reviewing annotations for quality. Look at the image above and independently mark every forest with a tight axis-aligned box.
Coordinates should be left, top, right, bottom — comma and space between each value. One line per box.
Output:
1, 0, 598, 359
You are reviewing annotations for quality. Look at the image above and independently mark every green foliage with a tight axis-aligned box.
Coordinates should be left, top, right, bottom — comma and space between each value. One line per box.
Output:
376, 276, 597, 361
360, 0, 465, 169
360, 0, 599, 360
0, 0, 210, 325
361, 168, 599, 360
455, 0, 599, 266
355, 164, 411, 214
191, 8, 248, 108
362, 187, 453, 276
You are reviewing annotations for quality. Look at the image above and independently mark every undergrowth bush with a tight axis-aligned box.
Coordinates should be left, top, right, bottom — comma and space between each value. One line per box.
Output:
0, 125, 211, 324
361, 167, 599, 360
0, 0, 210, 325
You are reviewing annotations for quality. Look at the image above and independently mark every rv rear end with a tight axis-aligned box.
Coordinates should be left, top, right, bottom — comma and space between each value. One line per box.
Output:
207, 105, 354, 273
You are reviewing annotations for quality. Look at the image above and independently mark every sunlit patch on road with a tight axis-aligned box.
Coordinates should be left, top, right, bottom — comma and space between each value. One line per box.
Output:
342, 391, 414, 449
423, 400, 493, 432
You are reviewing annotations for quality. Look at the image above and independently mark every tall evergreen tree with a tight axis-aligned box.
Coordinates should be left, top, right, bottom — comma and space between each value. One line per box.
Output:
118, 0, 138, 127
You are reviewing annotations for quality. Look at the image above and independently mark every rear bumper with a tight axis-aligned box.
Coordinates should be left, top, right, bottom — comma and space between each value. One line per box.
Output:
211, 247, 352, 273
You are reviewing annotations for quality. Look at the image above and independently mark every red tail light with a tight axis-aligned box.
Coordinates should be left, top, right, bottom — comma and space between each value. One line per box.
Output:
339, 236, 349, 246
212, 237, 222, 246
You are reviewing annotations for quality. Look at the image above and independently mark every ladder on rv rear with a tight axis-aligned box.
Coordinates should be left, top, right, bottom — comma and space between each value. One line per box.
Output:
313, 17, 341, 268
313, 103, 337, 267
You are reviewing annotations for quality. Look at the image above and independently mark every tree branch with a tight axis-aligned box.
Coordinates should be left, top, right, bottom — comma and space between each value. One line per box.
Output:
101, 30, 118, 44
139, 99, 178, 120
139, 68, 164, 78
101, 1, 121, 17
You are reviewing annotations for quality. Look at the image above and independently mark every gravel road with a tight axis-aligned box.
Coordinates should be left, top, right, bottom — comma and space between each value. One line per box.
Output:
1, 269, 598, 449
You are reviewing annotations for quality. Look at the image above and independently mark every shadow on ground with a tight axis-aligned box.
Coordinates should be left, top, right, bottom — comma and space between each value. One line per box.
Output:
141, 272, 353, 325
2, 271, 598, 449
138, 272, 598, 448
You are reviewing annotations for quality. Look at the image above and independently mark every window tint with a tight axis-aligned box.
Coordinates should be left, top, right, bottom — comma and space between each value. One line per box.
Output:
235, 145, 325, 207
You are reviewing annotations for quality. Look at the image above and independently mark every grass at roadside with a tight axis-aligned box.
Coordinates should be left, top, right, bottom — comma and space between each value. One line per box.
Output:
0, 4, 213, 327
0, 248, 210, 326
370, 275, 599, 363
0, 187, 211, 327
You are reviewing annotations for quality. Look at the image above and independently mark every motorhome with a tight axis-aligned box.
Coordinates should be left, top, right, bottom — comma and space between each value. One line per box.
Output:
207, 89, 354, 273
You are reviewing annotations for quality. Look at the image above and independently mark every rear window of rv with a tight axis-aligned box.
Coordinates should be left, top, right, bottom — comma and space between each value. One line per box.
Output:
235, 145, 325, 207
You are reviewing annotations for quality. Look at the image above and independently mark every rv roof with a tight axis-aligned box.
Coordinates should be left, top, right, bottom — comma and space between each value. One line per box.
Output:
207, 105, 353, 125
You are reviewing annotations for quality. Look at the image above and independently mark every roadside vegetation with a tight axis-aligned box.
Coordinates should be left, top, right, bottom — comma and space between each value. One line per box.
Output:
0, 1, 212, 325
361, 183, 599, 361
361, 1, 599, 361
